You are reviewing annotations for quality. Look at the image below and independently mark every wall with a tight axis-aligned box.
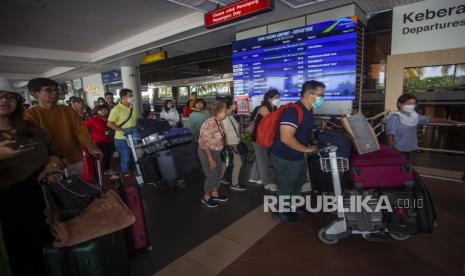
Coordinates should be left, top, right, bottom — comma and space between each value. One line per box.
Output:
385, 47, 465, 111
82, 74, 104, 108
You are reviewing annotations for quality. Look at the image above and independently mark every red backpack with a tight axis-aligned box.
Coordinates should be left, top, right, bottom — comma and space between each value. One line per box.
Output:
256, 103, 304, 147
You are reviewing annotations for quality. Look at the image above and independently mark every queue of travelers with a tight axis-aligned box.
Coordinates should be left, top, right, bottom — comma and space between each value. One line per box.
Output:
2, 74, 461, 275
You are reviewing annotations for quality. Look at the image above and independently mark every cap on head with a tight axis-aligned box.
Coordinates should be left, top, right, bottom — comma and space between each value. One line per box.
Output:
0, 77, 19, 95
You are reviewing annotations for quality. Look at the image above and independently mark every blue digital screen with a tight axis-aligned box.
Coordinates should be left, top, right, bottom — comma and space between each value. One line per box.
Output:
232, 17, 358, 101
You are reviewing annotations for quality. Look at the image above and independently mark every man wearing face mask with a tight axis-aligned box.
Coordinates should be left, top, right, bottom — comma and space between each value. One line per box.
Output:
270, 80, 324, 224
108, 88, 137, 173
387, 93, 463, 160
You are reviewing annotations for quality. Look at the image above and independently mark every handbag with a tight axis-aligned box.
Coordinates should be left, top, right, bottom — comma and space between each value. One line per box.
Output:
41, 172, 101, 221
215, 119, 234, 165
44, 190, 135, 248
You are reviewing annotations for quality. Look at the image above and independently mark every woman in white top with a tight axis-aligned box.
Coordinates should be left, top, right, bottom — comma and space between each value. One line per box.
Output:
160, 100, 180, 128
220, 96, 247, 192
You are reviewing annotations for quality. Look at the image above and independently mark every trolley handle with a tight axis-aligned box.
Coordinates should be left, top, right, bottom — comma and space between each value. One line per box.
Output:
306, 145, 338, 157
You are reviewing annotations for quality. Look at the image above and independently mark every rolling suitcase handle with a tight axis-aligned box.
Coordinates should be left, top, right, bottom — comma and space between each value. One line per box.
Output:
96, 158, 104, 189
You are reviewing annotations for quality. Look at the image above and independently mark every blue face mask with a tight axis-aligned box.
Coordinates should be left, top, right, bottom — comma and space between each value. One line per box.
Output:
312, 96, 325, 109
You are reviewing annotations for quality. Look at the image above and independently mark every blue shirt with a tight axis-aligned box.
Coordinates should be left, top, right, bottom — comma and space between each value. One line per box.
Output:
271, 101, 315, 161
386, 113, 430, 152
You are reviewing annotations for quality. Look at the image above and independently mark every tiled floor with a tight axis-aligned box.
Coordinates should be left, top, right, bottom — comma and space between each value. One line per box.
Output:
219, 177, 465, 276
129, 171, 266, 276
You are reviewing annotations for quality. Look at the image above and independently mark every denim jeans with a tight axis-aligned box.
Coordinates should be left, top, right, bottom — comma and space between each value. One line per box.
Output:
115, 139, 133, 173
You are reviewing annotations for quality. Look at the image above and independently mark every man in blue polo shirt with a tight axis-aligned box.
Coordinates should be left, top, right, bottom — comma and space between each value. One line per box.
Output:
271, 80, 326, 224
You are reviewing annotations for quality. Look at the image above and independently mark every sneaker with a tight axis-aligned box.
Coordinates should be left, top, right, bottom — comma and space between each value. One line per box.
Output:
231, 184, 248, 192
272, 212, 298, 225
211, 195, 229, 202
201, 197, 219, 208
219, 179, 230, 185
264, 183, 277, 192
249, 179, 263, 184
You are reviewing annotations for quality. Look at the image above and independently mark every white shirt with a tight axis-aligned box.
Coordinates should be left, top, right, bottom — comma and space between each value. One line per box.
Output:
223, 115, 241, 145
160, 108, 180, 127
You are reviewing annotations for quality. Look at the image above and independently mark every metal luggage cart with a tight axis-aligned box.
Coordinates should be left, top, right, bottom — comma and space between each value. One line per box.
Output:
316, 146, 389, 245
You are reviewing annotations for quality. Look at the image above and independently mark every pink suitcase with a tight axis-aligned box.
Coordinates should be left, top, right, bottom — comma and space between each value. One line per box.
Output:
119, 172, 152, 252
351, 145, 414, 189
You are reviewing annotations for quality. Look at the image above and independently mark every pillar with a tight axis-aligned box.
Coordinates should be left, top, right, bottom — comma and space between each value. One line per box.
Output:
121, 66, 142, 117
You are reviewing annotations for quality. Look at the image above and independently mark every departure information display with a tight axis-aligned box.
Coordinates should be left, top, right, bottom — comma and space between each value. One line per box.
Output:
233, 17, 358, 101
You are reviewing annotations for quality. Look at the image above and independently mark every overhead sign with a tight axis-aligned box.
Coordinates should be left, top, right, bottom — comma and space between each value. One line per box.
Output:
101, 69, 122, 85
142, 51, 167, 64
392, 0, 465, 55
205, 0, 274, 29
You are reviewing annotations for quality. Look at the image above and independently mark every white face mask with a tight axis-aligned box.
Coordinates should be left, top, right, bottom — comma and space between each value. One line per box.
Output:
402, 104, 415, 113
271, 98, 280, 107
126, 97, 135, 104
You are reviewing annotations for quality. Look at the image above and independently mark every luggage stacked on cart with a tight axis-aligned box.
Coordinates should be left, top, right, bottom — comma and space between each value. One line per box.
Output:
135, 128, 200, 189
42, 155, 133, 276
344, 114, 436, 240
314, 115, 436, 244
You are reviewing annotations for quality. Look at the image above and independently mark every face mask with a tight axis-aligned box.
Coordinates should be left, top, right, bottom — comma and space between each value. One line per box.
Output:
312, 96, 324, 109
271, 99, 280, 107
402, 104, 415, 113
127, 97, 135, 104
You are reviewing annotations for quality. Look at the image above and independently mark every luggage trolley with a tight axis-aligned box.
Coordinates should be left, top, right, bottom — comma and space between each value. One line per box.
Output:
316, 146, 387, 245
126, 133, 146, 187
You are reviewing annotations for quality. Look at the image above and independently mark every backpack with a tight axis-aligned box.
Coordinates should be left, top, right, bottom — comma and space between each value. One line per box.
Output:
256, 103, 303, 147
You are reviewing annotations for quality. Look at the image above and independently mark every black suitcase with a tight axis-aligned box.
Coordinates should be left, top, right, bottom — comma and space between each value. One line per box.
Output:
154, 142, 200, 182
139, 155, 161, 184
307, 155, 351, 193
384, 170, 436, 235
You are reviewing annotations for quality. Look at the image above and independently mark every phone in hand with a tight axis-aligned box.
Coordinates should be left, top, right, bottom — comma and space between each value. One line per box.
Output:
16, 141, 41, 150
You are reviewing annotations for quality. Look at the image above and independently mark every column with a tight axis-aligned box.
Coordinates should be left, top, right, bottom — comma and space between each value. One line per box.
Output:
121, 66, 142, 117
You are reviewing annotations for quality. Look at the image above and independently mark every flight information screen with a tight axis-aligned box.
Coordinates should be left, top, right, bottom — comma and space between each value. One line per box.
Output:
233, 17, 358, 102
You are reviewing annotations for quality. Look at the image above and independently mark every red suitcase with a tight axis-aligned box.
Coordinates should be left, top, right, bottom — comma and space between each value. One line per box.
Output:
82, 149, 97, 184
119, 172, 152, 252
351, 145, 414, 189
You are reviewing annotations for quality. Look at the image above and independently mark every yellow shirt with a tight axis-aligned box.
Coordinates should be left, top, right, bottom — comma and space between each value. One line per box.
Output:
25, 105, 96, 164
108, 103, 137, 140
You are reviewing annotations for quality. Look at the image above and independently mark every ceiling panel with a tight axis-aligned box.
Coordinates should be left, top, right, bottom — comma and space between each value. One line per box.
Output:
0, 0, 194, 52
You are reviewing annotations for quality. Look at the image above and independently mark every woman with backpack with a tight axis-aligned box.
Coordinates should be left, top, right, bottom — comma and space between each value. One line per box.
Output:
249, 89, 280, 192
387, 93, 463, 160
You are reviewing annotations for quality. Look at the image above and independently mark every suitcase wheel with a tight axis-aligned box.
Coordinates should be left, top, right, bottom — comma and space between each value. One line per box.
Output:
175, 179, 186, 190
318, 228, 339, 245
388, 232, 410, 241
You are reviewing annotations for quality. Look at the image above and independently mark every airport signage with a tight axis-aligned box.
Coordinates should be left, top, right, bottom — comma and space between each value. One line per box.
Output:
204, 0, 274, 29
142, 51, 167, 64
101, 69, 122, 85
392, 0, 465, 54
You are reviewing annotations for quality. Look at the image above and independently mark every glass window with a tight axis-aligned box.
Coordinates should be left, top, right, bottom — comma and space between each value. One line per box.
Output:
403, 64, 459, 93
158, 86, 172, 98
